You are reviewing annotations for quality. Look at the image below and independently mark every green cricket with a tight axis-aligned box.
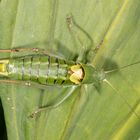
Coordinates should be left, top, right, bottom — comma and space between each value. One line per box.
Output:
0, 14, 139, 118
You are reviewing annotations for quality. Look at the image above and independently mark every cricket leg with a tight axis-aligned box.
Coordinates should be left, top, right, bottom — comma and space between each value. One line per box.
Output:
0, 79, 23, 85
29, 86, 78, 118
0, 79, 33, 87
0, 48, 40, 53
0, 48, 56, 59
66, 14, 105, 63
66, 14, 93, 62
0, 48, 65, 59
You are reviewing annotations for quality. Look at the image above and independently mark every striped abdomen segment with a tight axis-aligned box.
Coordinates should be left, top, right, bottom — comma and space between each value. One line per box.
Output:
7, 55, 75, 85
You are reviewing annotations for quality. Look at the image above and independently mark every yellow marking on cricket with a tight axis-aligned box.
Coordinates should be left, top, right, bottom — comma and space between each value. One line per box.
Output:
69, 65, 84, 84
0, 59, 9, 76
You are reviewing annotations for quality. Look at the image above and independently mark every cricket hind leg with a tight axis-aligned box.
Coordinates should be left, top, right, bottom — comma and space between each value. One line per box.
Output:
0, 43, 73, 60
0, 47, 67, 60
0, 48, 46, 55
0, 48, 39, 53
0, 79, 51, 90
0, 40, 63, 57
0, 77, 36, 86
0, 48, 42, 59
29, 86, 78, 118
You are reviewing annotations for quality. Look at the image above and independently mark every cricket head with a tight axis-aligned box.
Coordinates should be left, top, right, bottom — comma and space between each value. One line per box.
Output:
69, 64, 105, 85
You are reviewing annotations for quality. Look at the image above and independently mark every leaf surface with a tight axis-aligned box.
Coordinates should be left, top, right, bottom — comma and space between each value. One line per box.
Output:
0, 0, 140, 140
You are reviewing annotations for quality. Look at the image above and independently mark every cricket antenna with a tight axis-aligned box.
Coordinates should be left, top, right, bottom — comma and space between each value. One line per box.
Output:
105, 60, 140, 74
103, 79, 140, 120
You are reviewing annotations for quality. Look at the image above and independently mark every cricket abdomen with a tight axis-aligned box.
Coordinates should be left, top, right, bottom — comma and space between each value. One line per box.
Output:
7, 55, 76, 85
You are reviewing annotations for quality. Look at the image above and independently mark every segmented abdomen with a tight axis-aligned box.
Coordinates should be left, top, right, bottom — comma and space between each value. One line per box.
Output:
7, 55, 76, 85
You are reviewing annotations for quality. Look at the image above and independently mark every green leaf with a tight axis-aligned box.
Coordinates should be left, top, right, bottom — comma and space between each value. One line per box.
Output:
0, 0, 140, 140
